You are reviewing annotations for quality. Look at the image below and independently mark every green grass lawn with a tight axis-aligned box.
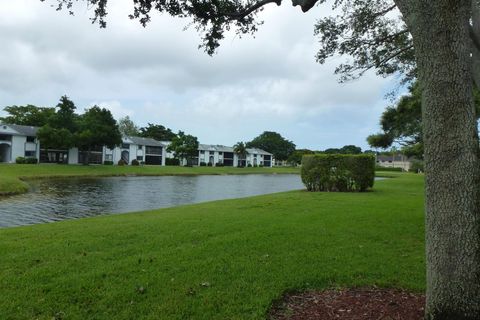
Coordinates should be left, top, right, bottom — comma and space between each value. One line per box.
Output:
0, 164, 299, 195
0, 173, 425, 320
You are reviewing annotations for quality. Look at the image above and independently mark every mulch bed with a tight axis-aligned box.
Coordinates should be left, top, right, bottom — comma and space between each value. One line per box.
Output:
268, 288, 425, 320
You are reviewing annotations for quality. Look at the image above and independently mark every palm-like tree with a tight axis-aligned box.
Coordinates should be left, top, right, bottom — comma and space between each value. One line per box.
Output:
233, 141, 247, 167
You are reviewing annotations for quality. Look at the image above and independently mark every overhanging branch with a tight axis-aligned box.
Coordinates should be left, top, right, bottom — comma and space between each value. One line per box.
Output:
226, 0, 282, 19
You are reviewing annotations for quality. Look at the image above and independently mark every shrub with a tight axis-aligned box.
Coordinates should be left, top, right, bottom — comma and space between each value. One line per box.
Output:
259, 164, 264, 167
103, 161, 113, 165
117, 159, 126, 166
375, 166, 402, 172
215, 162, 224, 167
140, 161, 145, 165
166, 158, 180, 166
15, 157, 26, 164
207, 162, 213, 167
409, 160, 424, 173
199, 162, 207, 167
131, 159, 140, 166
247, 163, 253, 167
301, 154, 375, 192
25, 157, 38, 164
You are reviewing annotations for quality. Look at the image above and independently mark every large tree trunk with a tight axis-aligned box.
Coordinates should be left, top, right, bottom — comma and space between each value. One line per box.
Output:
397, 0, 480, 319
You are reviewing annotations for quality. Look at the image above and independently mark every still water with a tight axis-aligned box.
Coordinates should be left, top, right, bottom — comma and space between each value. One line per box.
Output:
0, 174, 303, 228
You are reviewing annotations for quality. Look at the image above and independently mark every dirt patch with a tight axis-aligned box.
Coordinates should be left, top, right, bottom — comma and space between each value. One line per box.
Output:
268, 288, 425, 320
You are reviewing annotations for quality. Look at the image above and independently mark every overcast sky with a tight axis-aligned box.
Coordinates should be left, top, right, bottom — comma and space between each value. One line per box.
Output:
0, 0, 396, 150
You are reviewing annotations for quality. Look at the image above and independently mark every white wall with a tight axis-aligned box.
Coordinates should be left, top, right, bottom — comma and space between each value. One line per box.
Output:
68, 148, 79, 164
11, 136, 26, 161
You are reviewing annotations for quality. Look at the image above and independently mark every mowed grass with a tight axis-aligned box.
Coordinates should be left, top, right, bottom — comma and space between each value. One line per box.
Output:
0, 164, 299, 195
0, 173, 425, 320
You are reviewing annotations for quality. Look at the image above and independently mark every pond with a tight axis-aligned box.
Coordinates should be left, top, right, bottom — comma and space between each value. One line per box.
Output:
0, 174, 304, 228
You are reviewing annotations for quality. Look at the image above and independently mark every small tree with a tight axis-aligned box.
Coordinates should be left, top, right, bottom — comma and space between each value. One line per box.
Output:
233, 142, 247, 167
167, 131, 199, 166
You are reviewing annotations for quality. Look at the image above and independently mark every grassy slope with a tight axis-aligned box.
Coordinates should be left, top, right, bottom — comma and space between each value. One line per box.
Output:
0, 173, 425, 320
0, 164, 299, 195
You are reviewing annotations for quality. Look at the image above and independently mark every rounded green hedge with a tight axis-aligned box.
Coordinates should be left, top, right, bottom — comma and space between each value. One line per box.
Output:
301, 154, 375, 192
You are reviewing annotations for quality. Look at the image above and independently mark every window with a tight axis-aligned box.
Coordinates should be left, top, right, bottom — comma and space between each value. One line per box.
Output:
200, 150, 205, 154
137, 156, 143, 161
138, 145, 143, 150
219, 152, 223, 155
105, 154, 113, 161
209, 151, 215, 155
25, 151, 35, 157
26, 136, 35, 142
146, 146, 162, 155
254, 154, 257, 158
122, 143, 130, 149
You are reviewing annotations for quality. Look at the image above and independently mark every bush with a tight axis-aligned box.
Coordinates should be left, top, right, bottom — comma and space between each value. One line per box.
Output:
375, 166, 402, 172
247, 163, 253, 167
301, 154, 375, 192
117, 159, 126, 166
207, 162, 213, 167
166, 158, 180, 166
15, 157, 26, 164
409, 160, 424, 173
25, 157, 38, 164
199, 162, 207, 167
103, 160, 113, 165
131, 159, 140, 166
259, 164, 264, 167
215, 162, 224, 167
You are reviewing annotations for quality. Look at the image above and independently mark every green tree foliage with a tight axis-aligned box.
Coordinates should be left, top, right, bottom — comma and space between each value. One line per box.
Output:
50, 95, 78, 132
321, 145, 362, 155
246, 131, 295, 161
167, 131, 199, 165
37, 125, 74, 151
0, 105, 55, 126
75, 106, 122, 163
139, 123, 177, 141
233, 142, 247, 158
367, 82, 480, 159
118, 116, 140, 136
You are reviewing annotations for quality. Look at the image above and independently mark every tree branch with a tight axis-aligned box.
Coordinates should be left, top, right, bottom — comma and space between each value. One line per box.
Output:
226, 0, 282, 19
358, 44, 414, 77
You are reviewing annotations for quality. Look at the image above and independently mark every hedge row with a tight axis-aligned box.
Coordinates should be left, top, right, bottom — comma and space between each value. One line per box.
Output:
301, 154, 375, 192
15, 157, 38, 164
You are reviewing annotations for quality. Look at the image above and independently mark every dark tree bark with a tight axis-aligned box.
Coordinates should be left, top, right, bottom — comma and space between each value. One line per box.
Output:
396, 0, 480, 318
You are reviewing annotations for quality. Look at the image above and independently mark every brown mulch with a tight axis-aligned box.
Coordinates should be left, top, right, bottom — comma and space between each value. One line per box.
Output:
268, 288, 425, 320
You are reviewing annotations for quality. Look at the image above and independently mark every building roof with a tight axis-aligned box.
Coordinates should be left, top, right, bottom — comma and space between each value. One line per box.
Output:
198, 144, 234, 152
0, 123, 39, 136
246, 148, 272, 156
124, 136, 165, 147
198, 144, 272, 156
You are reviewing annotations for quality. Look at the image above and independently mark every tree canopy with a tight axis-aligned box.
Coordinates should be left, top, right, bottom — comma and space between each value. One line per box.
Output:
0, 104, 55, 127
167, 131, 199, 165
247, 131, 295, 161
139, 123, 177, 141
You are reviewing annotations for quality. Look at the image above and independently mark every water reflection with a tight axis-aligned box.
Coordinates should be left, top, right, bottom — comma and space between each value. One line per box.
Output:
0, 174, 303, 228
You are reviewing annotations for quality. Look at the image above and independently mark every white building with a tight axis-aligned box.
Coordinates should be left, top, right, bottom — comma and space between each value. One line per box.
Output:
376, 154, 413, 171
0, 124, 40, 163
192, 144, 273, 167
